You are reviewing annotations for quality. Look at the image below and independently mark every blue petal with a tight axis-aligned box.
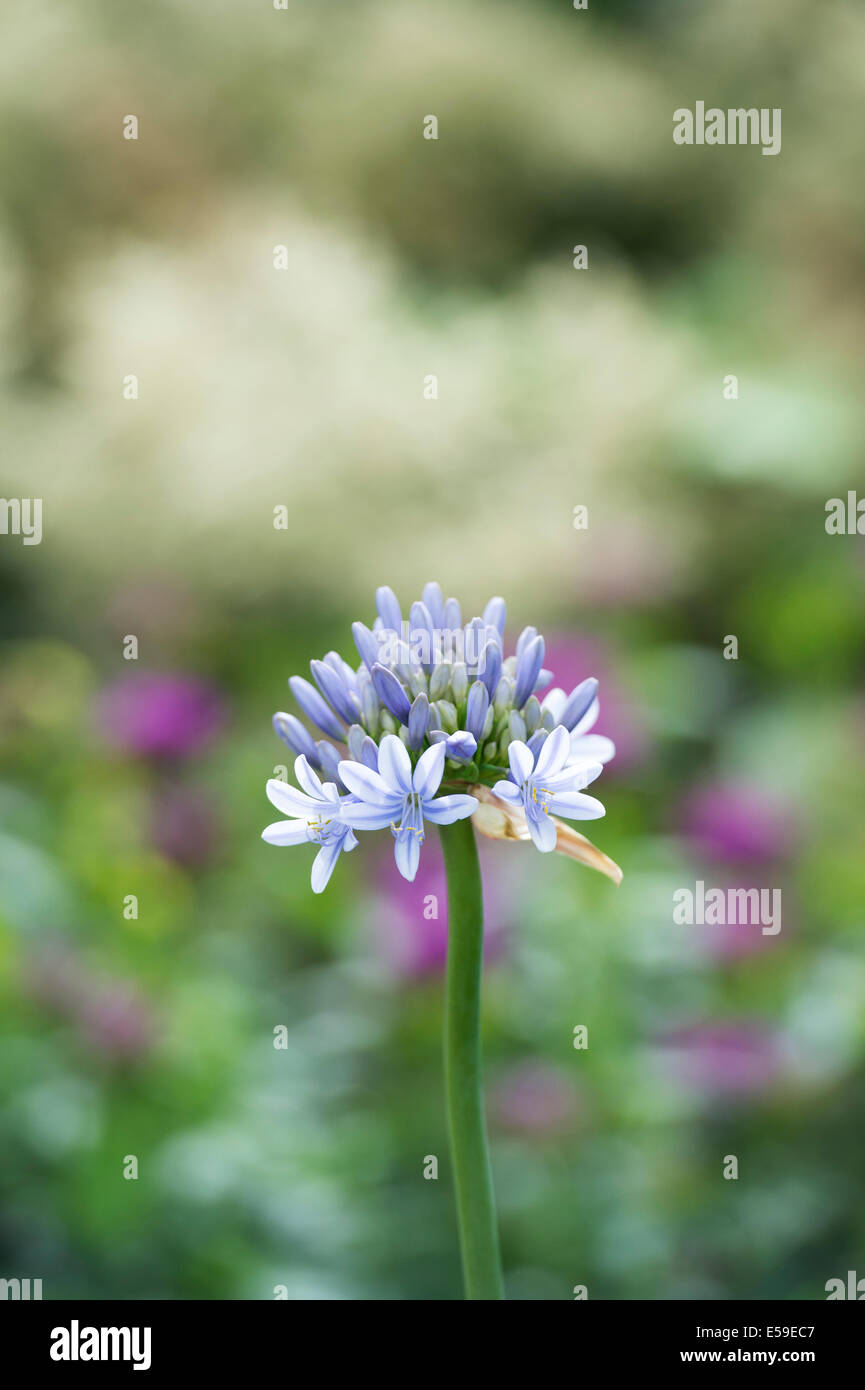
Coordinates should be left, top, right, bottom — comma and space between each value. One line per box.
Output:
375, 585, 402, 633
515, 626, 537, 659
465, 680, 490, 739
513, 634, 545, 709
359, 736, 380, 770
289, 675, 345, 740
310, 660, 359, 725
480, 642, 502, 699
409, 600, 435, 671
526, 729, 547, 758
559, 677, 599, 732
371, 663, 412, 724
408, 692, 430, 749
315, 742, 343, 784
352, 621, 380, 670
443, 597, 462, 629
442, 729, 477, 763
272, 712, 319, 764
422, 581, 444, 626
482, 596, 506, 637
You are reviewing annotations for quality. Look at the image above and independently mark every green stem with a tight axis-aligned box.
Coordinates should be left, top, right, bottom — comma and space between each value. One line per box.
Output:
439, 818, 505, 1300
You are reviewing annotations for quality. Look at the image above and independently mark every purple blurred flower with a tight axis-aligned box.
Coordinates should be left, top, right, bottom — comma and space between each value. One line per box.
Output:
149, 782, 218, 867
370, 837, 509, 980
97, 673, 225, 759
489, 1062, 579, 1137
25, 949, 88, 1014
78, 983, 155, 1062
656, 1022, 786, 1098
24, 950, 154, 1064
542, 636, 647, 772
678, 782, 794, 864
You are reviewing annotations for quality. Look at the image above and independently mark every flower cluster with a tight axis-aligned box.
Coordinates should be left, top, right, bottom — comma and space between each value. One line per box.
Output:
262, 583, 616, 890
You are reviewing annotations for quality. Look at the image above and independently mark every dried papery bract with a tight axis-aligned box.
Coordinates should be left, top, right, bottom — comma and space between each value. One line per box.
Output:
471, 785, 622, 885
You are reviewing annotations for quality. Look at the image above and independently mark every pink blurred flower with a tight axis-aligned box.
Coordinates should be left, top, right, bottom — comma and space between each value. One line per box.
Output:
489, 1062, 579, 1137
678, 782, 794, 864
96, 672, 225, 759
542, 635, 647, 772
655, 1022, 786, 1097
692, 873, 793, 961
370, 837, 510, 980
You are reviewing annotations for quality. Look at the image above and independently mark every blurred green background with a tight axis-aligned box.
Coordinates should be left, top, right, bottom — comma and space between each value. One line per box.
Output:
1, 0, 864, 1300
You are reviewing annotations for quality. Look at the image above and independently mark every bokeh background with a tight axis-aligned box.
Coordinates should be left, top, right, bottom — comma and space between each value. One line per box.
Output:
1, 0, 864, 1300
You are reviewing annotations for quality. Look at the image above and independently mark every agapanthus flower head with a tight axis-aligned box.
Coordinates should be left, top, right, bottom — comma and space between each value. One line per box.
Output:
262, 583, 621, 890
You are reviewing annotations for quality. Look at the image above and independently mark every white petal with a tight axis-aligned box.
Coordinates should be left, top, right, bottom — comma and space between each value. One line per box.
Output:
413, 741, 446, 799
491, 780, 522, 804
527, 811, 558, 852
541, 687, 566, 721
261, 819, 310, 846
310, 840, 343, 893
547, 791, 606, 820
571, 733, 615, 764
377, 734, 413, 794
394, 832, 421, 882
421, 794, 478, 824
294, 755, 324, 800
533, 725, 570, 778
571, 696, 599, 737
266, 778, 319, 818
340, 799, 400, 829
545, 760, 603, 791
508, 740, 534, 785
338, 759, 395, 804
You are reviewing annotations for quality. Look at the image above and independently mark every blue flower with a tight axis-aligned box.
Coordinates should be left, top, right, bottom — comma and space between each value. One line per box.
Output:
492, 726, 605, 852
264, 582, 619, 890
338, 736, 477, 882
261, 756, 358, 892
542, 682, 616, 765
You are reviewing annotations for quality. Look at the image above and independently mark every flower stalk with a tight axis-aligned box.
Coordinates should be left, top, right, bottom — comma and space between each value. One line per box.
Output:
440, 817, 505, 1301
261, 581, 623, 1299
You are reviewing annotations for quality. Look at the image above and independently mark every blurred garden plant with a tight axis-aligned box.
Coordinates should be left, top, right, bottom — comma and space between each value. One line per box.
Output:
261, 583, 621, 1299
